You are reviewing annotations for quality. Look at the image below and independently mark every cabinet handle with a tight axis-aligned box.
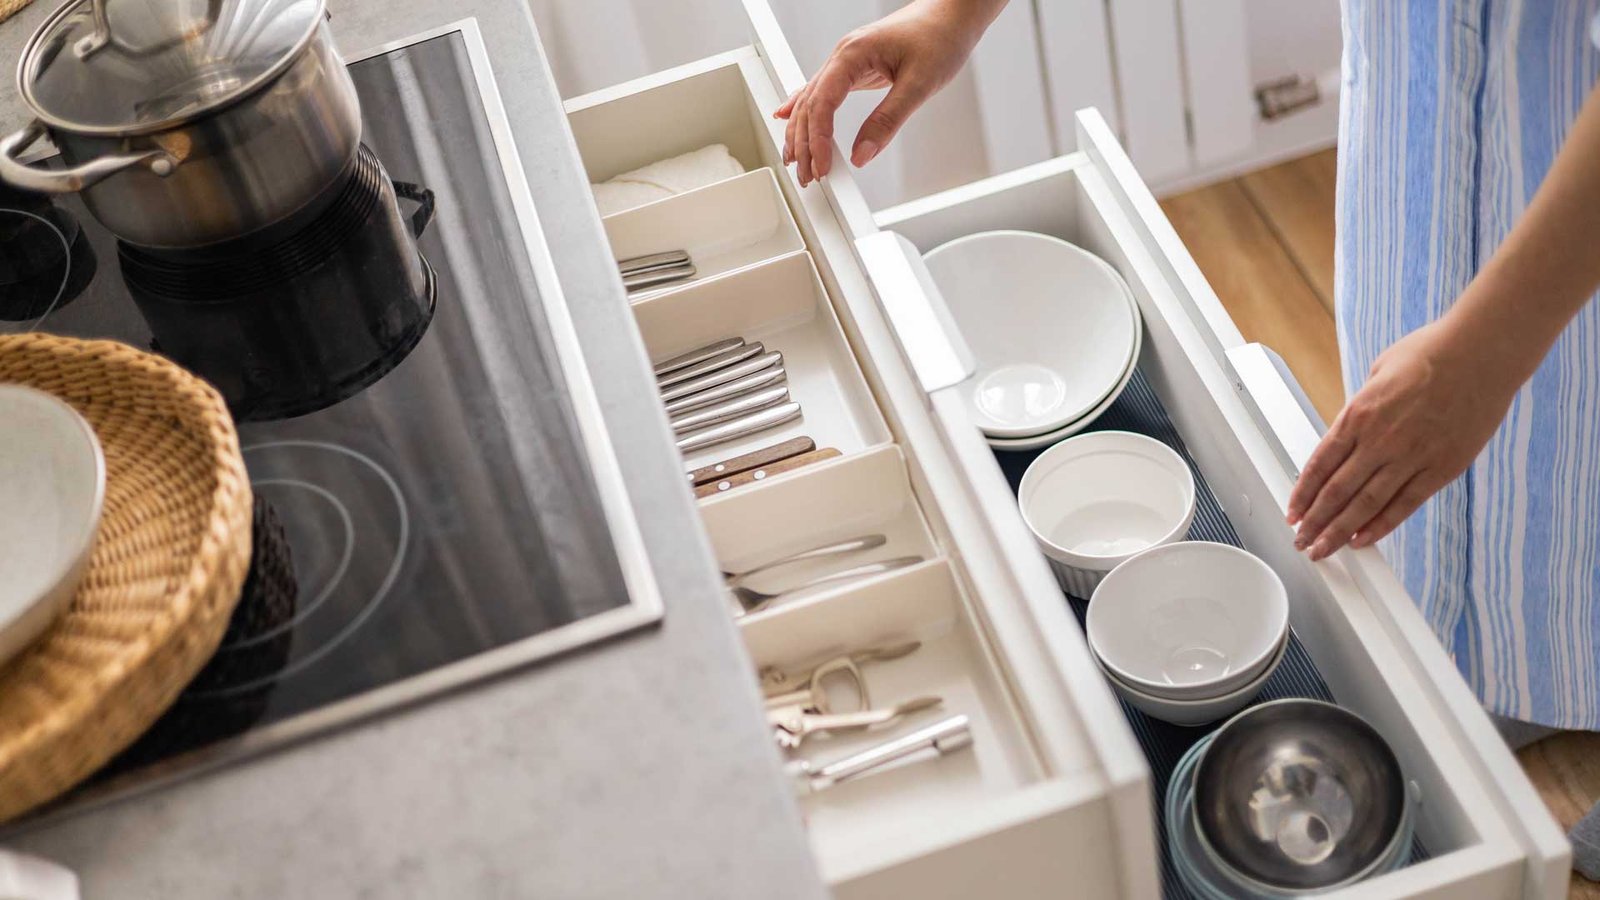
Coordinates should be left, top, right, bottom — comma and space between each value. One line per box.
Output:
854, 231, 976, 395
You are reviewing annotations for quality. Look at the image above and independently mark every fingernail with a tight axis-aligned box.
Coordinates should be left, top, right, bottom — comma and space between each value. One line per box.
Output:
1293, 532, 1308, 550
1310, 542, 1329, 560
853, 140, 879, 167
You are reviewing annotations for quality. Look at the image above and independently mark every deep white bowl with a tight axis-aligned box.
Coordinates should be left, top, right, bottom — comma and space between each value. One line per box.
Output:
983, 312, 1143, 452
1094, 630, 1288, 727
1088, 541, 1288, 700
0, 385, 105, 666
924, 231, 1140, 439
1018, 431, 1196, 597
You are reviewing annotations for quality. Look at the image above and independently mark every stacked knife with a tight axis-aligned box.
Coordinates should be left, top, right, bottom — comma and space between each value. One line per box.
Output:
657, 336, 803, 454
621, 250, 696, 293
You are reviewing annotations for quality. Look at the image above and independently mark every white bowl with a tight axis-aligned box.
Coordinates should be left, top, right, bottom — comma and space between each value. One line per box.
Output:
984, 311, 1143, 452
1088, 541, 1288, 700
0, 385, 105, 666
924, 231, 1140, 438
1095, 629, 1288, 727
1018, 431, 1196, 597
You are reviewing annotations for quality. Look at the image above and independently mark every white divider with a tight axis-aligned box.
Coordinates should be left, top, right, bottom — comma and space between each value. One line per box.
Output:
603, 169, 805, 299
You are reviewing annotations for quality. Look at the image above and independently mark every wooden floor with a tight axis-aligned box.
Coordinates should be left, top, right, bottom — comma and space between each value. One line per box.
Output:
1162, 148, 1599, 895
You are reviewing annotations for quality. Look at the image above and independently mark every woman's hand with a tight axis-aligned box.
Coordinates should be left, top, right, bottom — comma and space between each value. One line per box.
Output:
774, 0, 1008, 186
1286, 317, 1523, 560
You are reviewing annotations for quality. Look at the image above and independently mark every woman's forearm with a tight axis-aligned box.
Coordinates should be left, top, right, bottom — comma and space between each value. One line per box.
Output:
1444, 83, 1600, 378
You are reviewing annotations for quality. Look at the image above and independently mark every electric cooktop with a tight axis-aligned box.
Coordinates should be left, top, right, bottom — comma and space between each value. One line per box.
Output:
0, 21, 662, 814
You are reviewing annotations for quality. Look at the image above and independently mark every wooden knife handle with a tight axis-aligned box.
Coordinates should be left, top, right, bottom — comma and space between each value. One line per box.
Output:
687, 436, 815, 487
694, 448, 842, 499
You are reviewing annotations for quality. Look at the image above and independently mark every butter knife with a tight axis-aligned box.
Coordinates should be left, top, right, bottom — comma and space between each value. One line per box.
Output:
677, 402, 801, 454
619, 250, 690, 275
625, 262, 695, 291
663, 365, 786, 416
670, 385, 789, 434
658, 342, 765, 389
661, 351, 781, 403
653, 337, 745, 377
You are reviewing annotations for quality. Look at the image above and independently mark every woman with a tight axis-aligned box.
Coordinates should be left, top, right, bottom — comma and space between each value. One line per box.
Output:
779, 0, 1600, 874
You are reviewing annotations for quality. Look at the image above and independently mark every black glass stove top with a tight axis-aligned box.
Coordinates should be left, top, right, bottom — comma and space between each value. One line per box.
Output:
0, 25, 660, 803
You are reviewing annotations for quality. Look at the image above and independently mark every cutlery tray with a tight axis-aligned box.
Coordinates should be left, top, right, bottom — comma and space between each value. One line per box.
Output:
993, 367, 1431, 899
630, 249, 889, 471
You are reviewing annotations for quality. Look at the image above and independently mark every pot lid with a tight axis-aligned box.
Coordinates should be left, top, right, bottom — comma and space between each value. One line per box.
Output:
18, 0, 327, 135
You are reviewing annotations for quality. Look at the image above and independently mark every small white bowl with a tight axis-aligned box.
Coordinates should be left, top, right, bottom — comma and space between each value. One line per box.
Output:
0, 385, 105, 666
1018, 431, 1196, 597
1094, 629, 1288, 727
984, 313, 1143, 452
924, 231, 1140, 439
1088, 542, 1289, 701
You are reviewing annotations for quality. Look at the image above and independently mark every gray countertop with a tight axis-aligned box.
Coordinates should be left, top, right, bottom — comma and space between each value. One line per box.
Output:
0, 2, 826, 897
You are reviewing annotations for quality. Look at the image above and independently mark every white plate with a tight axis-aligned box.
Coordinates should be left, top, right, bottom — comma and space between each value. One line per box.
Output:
924, 231, 1139, 439
0, 385, 105, 666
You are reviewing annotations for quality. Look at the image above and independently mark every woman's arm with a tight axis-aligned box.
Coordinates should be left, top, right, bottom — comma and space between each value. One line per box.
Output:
774, 0, 1009, 186
1288, 82, 1600, 560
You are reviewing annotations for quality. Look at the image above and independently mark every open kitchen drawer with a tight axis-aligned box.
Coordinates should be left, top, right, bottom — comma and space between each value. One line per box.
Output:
558, 2, 1569, 897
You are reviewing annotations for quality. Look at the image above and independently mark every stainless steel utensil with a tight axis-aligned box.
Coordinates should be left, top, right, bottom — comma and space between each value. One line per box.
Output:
759, 640, 920, 700
624, 262, 695, 292
670, 385, 789, 434
653, 337, 743, 377
664, 365, 786, 416
769, 695, 942, 750
660, 351, 782, 403
1192, 698, 1408, 892
2, 0, 363, 249
732, 556, 923, 615
619, 250, 690, 276
787, 714, 973, 794
675, 400, 799, 454
658, 342, 764, 389
723, 534, 888, 585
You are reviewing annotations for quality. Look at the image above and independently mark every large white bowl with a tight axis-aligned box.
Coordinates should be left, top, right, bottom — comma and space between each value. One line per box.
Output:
1018, 431, 1196, 597
1094, 629, 1288, 727
984, 310, 1143, 452
0, 385, 105, 666
1088, 541, 1289, 700
924, 231, 1140, 439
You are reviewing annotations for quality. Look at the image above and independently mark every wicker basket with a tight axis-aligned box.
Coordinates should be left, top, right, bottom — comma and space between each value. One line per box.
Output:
0, 0, 36, 26
0, 332, 252, 821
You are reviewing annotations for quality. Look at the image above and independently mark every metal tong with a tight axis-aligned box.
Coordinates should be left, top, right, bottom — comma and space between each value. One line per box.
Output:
787, 715, 974, 794
763, 642, 938, 750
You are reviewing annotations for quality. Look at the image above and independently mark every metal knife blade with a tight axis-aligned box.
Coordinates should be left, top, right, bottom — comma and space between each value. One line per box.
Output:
663, 364, 786, 415
624, 262, 695, 291
661, 351, 781, 403
618, 250, 691, 275
676, 402, 802, 454
657, 342, 764, 389
652, 337, 745, 377
670, 384, 789, 434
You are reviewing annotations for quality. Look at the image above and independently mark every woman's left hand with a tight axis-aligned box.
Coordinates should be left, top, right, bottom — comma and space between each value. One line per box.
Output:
1286, 316, 1521, 560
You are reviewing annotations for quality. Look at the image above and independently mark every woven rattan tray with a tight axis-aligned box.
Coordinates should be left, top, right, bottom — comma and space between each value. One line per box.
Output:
0, 0, 36, 26
0, 332, 252, 821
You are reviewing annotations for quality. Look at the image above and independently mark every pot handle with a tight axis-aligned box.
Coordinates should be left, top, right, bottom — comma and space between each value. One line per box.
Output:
392, 180, 436, 238
0, 121, 175, 194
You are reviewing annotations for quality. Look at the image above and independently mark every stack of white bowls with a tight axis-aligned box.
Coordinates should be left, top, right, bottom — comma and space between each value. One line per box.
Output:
923, 231, 1142, 450
1085, 542, 1290, 726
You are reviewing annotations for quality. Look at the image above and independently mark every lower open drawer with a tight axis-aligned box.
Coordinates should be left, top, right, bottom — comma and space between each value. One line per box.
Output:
560, 18, 1566, 896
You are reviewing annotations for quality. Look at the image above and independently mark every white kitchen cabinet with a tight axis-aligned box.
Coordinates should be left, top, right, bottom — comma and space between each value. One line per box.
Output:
558, 0, 1568, 895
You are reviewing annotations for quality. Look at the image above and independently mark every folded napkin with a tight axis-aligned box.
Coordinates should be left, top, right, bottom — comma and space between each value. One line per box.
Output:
0, 850, 78, 900
591, 144, 745, 217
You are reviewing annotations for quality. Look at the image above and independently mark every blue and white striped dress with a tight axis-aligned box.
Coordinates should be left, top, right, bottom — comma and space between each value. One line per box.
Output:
1338, 0, 1600, 729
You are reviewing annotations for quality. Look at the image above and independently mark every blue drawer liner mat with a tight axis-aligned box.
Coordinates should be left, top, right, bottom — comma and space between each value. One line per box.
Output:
991, 367, 1428, 899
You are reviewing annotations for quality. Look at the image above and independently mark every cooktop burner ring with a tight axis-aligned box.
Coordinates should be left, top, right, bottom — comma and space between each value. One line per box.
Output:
216, 477, 354, 650
187, 439, 410, 699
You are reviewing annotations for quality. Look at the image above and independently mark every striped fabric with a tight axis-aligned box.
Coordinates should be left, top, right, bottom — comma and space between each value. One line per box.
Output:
1338, 0, 1600, 728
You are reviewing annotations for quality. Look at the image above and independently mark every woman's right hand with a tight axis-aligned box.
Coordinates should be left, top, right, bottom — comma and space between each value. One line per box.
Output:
774, 0, 1008, 186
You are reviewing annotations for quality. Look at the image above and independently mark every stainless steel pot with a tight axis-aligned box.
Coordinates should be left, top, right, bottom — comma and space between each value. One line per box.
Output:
0, 0, 361, 250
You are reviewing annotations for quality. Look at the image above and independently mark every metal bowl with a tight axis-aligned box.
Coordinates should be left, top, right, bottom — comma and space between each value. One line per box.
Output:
1192, 699, 1407, 892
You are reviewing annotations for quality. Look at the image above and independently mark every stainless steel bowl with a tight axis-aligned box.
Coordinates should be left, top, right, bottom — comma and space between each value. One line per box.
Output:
1191, 699, 1407, 892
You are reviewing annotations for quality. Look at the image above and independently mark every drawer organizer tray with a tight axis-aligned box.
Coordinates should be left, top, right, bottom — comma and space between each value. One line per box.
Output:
993, 368, 1430, 898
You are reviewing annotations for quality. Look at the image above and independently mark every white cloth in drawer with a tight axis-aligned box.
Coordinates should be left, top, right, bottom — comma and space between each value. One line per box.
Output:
591, 144, 745, 217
